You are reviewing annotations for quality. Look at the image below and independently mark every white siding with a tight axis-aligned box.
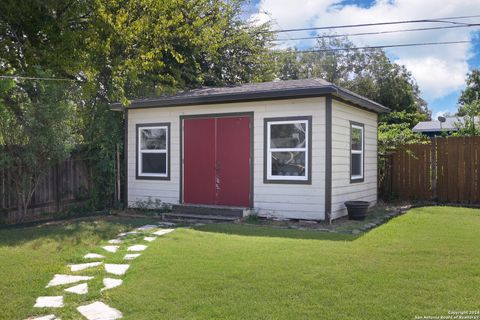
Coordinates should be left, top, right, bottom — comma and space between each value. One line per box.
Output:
127, 97, 327, 220
331, 99, 378, 220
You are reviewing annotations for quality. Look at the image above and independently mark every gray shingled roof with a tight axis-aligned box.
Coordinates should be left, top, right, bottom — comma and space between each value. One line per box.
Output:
413, 116, 479, 132
111, 78, 389, 113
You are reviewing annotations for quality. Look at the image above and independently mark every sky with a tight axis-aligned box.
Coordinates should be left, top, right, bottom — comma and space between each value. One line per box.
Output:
246, 0, 480, 118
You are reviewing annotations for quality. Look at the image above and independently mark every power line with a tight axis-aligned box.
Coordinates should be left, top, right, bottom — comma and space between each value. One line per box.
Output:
273, 23, 480, 42
0, 75, 77, 81
269, 14, 480, 33
271, 40, 471, 54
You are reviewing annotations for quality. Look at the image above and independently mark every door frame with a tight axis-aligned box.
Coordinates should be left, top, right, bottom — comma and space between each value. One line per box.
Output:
179, 111, 254, 207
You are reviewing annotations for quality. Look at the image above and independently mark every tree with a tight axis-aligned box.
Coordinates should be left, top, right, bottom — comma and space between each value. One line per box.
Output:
453, 100, 480, 136
273, 36, 430, 123
458, 69, 480, 115
0, 0, 276, 213
0, 77, 76, 222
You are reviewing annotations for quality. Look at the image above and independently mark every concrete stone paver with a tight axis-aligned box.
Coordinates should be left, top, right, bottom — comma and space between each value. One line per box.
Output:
69, 262, 103, 272
136, 225, 158, 231
127, 245, 147, 252
34, 296, 64, 308
26, 314, 58, 320
153, 229, 174, 236
77, 301, 122, 320
123, 253, 141, 260
102, 246, 119, 253
84, 253, 105, 259
143, 236, 157, 242
64, 283, 88, 295
46, 274, 93, 288
108, 239, 122, 244
105, 264, 130, 276
101, 278, 123, 291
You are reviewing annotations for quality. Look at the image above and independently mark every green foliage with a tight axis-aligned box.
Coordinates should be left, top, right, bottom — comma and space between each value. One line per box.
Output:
134, 197, 172, 215
274, 37, 430, 120
378, 122, 428, 155
458, 69, 480, 115
0, 76, 77, 222
453, 100, 480, 136
0, 0, 275, 214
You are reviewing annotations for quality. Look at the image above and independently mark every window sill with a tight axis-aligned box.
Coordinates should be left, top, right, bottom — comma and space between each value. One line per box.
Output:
136, 175, 170, 181
264, 178, 311, 185
350, 177, 364, 183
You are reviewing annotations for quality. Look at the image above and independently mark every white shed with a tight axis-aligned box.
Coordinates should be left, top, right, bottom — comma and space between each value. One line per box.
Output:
112, 78, 389, 221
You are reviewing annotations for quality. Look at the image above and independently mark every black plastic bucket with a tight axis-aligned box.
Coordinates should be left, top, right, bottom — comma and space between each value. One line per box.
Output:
344, 201, 370, 220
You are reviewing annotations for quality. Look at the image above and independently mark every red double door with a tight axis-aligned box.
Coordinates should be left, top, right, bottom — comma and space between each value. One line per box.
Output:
183, 115, 251, 207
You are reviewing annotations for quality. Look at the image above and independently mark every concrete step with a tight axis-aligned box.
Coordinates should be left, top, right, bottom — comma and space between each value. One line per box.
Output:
171, 204, 245, 218
164, 212, 240, 222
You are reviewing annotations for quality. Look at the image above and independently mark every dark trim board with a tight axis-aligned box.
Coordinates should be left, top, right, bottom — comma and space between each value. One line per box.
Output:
135, 122, 171, 180
263, 116, 313, 185
325, 95, 332, 222
124, 109, 129, 209
179, 111, 254, 207
349, 121, 365, 184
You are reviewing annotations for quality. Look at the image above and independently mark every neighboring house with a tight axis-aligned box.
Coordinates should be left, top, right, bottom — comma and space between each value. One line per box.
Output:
412, 116, 479, 137
111, 79, 389, 222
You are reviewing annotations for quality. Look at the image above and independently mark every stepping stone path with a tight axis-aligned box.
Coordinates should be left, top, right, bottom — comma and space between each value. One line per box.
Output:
127, 244, 148, 252
69, 262, 103, 272
84, 253, 105, 259
105, 264, 130, 276
46, 274, 93, 288
102, 245, 119, 253
65, 283, 88, 295
136, 224, 158, 230
124, 253, 141, 260
29, 224, 175, 319
101, 278, 123, 291
34, 296, 64, 308
77, 301, 122, 320
153, 228, 174, 236
28, 315, 59, 320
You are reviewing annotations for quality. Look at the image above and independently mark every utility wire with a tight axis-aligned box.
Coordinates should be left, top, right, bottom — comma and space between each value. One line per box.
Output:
0, 75, 78, 81
273, 23, 480, 41
268, 14, 480, 33
271, 40, 471, 54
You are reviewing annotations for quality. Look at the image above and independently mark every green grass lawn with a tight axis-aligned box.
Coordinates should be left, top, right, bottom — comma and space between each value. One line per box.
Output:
1, 207, 479, 320
0, 216, 156, 320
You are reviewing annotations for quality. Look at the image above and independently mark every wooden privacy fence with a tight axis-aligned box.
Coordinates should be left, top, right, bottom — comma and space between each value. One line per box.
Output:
0, 155, 91, 216
383, 136, 480, 203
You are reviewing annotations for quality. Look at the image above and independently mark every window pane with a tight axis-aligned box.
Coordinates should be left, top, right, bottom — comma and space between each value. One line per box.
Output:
141, 128, 166, 150
351, 153, 362, 177
271, 152, 306, 177
351, 127, 363, 151
270, 122, 306, 148
142, 153, 167, 174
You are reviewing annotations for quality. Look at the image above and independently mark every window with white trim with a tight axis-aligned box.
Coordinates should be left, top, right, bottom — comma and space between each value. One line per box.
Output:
265, 117, 310, 183
350, 123, 364, 182
137, 124, 169, 178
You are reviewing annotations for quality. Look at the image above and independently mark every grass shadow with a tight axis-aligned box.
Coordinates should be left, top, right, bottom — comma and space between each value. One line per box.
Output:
193, 223, 358, 241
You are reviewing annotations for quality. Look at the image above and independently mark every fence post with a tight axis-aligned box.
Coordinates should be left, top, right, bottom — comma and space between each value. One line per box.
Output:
55, 162, 61, 212
431, 137, 437, 200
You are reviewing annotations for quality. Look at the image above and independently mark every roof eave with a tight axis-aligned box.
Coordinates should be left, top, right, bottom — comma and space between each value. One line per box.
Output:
333, 88, 390, 114
110, 84, 389, 114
